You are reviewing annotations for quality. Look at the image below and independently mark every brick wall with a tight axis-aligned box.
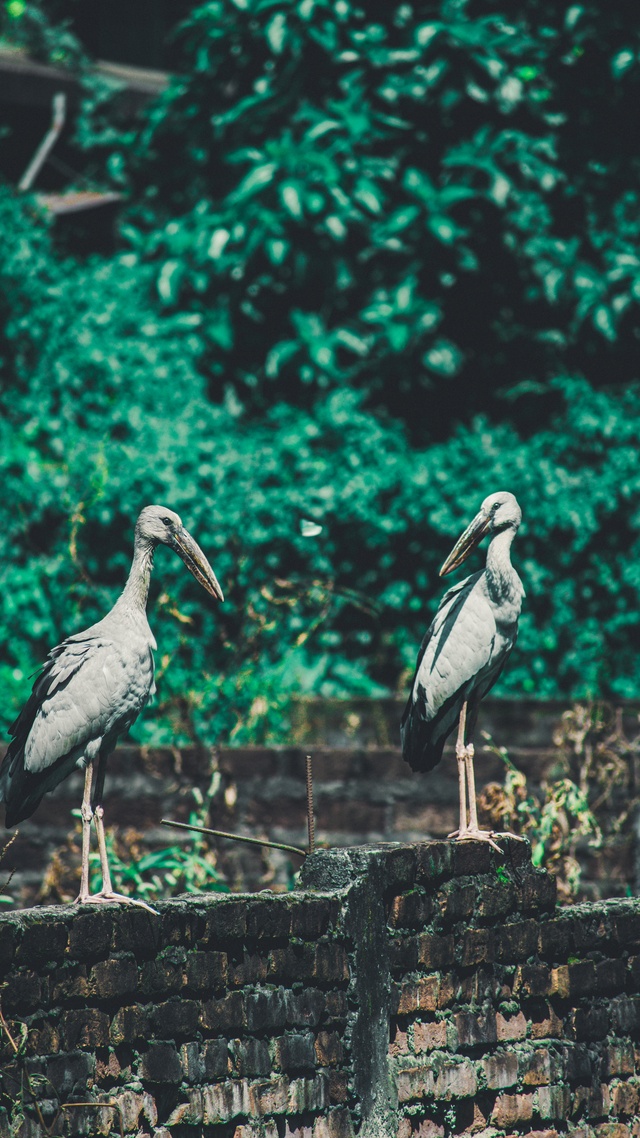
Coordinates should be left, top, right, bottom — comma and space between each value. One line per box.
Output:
1, 841, 640, 1136
4, 699, 639, 908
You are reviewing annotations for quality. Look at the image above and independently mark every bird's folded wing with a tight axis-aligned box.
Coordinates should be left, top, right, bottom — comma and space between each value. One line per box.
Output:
413, 576, 498, 718
20, 636, 153, 773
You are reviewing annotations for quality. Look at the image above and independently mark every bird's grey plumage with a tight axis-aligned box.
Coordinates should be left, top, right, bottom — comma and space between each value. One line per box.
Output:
401, 491, 524, 773
0, 505, 222, 830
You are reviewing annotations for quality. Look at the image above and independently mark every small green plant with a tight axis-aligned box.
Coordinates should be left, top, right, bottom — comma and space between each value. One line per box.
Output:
479, 727, 602, 902
86, 766, 230, 902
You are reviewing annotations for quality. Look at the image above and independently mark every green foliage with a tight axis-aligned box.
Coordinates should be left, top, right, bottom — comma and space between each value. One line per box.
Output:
2, 1, 640, 740
82, 0, 640, 433
86, 771, 230, 901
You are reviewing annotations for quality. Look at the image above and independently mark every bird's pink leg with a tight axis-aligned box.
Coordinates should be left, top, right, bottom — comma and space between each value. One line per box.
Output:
75, 761, 94, 904
92, 805, 158, 914
448, 703, 501, 852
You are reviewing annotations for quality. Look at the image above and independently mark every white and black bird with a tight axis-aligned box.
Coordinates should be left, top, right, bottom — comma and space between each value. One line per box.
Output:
401, 491, 524, 848
0, 505, 223, 907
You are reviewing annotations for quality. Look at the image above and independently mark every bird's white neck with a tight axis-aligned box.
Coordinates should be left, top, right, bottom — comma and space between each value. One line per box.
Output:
485, 526, 522, 611
115, 537, 156, 615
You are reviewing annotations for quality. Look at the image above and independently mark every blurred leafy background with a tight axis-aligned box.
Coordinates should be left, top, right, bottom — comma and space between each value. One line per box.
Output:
1, 0, 640, 751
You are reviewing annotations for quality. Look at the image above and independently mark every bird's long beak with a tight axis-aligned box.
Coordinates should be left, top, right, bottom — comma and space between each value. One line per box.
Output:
439, 509, 492, 577
172, 527, 224, 601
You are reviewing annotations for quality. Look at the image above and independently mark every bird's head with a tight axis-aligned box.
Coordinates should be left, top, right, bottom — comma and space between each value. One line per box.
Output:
439, 490, 521, 577
136, 505, 224, 601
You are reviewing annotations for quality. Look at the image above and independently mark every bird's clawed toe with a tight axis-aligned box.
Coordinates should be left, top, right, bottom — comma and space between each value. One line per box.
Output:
73, 890, 158, 915
449, 828, 504, 854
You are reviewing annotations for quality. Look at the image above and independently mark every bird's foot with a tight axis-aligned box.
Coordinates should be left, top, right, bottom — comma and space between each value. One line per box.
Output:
491, 830, 527, 842
74, 890, 158, 915
448, 827, 503, 854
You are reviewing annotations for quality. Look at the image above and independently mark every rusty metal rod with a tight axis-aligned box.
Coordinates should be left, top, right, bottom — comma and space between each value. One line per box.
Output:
161, 818, 307, 858
306, 754, 315, 855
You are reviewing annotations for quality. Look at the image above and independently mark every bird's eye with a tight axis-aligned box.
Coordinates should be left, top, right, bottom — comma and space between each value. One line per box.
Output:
162, 516, 173, 526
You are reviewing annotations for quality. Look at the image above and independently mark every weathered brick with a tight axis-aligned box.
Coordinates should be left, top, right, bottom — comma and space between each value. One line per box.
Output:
476, 882, 516, 921
519, 871, 557, 913
459, 928, 493, 967
415, 841, 456, 885
285, 986, 327, 1028
1, 969, 42, 1013
16, 920, 68, 968
612, 911, 640, 946
291, 899, 339, 940
202, 1037, 230, 1079
313, 943, 350, 984
520, 963, 553, 997
327, 1069, 349, 1105
389, 1024, 409, 1057
200, 990, 246, 1032
160, 905, 201, 948
495, 919, 538, 961
437, 882, 478, 925
246, 897, 291, 939
61, 1008, 110, 1050
202, 899, 247, 943
595, 957, 626, 994
150, 997, 200, 1037
139, 1041, 182, 1083
433, 1059, 477, 1099
274, 1032, 316, 1073
89, 955, 137, 1000
110, 1003, 149, 1045
413, 1020, 447, 1052
312, 1106, 353, 1138
611, 1080, 640, 1116
139, 951, 186, 998
601, 1040, 635, 1078
521, 1047, 559, 1086
51, 963, 89, 1002
610, 995, 640, 1036
538, 917, 574, 960
315, 1031, 344, 1067
491, 1092, 534, 1126
453, 1009, 497, 1048
528, 1001, 564, 1040
389, 936, 419, 973
569, 1004, 609, 1042
393, 976, 439, 1016
67, 910, 114, 961
185, 950, 228, 992
496, 1010, 527, 1041
111, 908, 161, 957
416, 933, 450, 969
536, 1084, 571, 1119
230, 1036, 272, 1077
229, 950, 269, 987
572, 1082, 610, 1119
245, 988, 289, 1032
563, 1042, 593, 1084
484, 1052, 518, 1089
451, 841, 495, 877
567, 960, 597, 997
26, 1020, 60, 1056
388, 890, 434, 930
323, 990, 347, 1027
45, 1052, 94, 1098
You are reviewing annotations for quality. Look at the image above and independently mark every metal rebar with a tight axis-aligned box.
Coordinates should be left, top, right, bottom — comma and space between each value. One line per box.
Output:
161, 818, 307, 857
306, 754, 315, 855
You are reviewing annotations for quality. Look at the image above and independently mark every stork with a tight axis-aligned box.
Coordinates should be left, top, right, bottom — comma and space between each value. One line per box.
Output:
401, 491, 524, 849
0, 506, 223, 907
